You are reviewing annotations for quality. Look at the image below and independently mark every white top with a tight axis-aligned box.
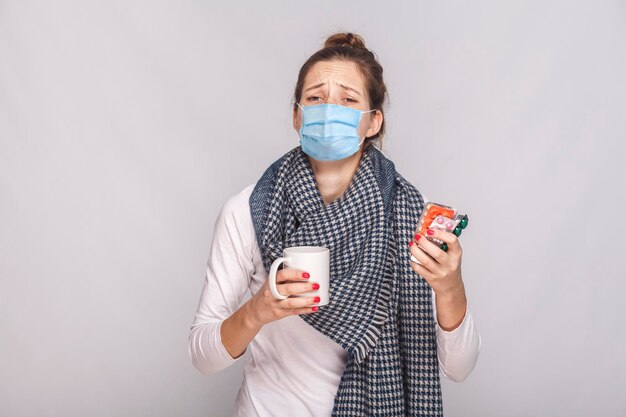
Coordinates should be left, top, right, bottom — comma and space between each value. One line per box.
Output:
189, 184, 481, 417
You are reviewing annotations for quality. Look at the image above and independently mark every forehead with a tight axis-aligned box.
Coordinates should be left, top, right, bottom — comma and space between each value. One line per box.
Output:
303, 60, 366, 91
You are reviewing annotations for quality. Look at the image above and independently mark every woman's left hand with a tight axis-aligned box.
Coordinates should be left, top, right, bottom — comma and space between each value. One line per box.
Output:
409, 229, 464, 296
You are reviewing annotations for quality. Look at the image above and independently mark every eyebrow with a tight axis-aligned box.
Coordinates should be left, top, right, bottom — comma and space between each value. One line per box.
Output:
303, 82, 362, 97
338, 83, 362, 97
304, 82, 326, 93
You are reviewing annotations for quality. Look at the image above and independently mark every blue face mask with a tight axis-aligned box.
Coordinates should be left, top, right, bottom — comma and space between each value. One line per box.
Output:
297, 103, 375, 161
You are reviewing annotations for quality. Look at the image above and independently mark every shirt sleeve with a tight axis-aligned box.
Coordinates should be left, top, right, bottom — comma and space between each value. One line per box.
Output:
188, 185, 256, 375
434, 304, 482, 382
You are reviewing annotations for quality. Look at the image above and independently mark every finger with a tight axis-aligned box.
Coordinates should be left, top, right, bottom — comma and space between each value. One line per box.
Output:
424, 229, 461, 255
409, 241, 438, 273
412, 233, 446, 263
277, 281, 321, 297
276, 268, 311, 283
291, 306, 320, 315
279, 295, 321, 309
409, 258, 436, 284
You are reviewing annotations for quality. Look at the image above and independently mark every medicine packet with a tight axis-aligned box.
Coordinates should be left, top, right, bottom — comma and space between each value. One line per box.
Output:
410, 202, 469, 264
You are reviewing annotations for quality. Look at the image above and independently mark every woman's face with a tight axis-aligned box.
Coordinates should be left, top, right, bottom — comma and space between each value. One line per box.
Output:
293, 59, 383, 140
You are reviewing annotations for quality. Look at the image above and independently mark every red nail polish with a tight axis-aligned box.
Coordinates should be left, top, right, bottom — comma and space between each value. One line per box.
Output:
314, 296, 321, 303
312, 283, 320, 290
414, 234, 421, 241
409, 240, 414, 247
312, 306, 319, 312
302, 272, 310, 279
427, 229, 434, 236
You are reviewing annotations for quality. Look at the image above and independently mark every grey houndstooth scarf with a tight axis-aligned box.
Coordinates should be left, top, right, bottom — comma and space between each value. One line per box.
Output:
249, 145, 443, 416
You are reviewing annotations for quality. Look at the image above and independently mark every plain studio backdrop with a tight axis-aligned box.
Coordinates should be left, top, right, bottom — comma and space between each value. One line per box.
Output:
1, 1, 625, 416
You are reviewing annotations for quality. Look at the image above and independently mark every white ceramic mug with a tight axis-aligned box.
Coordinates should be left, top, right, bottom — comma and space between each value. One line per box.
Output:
268, 246, 330, 306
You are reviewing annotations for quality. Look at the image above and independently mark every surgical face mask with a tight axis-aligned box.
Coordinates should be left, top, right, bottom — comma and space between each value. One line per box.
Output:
297, 103, 375, 161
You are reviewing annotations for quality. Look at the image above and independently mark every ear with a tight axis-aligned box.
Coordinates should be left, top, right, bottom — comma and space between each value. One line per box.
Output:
292, 106, 301, 133
365, 110, 383, 138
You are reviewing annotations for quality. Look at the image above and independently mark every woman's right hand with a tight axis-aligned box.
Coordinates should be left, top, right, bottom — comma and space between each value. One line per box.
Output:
221, 269, 320, 359
245, 269, 320, 328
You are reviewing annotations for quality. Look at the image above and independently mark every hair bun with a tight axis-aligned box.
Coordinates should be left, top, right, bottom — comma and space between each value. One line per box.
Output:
324, 32, 367, 50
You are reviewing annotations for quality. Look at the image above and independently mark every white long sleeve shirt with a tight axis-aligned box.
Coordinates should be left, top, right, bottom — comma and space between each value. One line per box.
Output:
189, 184, 481, 417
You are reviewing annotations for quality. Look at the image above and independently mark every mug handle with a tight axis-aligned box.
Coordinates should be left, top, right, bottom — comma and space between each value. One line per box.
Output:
268, 257, 291, 300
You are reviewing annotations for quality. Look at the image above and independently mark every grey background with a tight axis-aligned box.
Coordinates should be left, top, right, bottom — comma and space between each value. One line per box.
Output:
1, 1, 625, 416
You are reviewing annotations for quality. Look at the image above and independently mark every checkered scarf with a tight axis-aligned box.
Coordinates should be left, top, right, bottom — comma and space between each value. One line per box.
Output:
249, 145, 443, 416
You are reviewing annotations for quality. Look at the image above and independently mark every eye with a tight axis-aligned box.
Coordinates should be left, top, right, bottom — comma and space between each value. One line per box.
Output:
306, 96, 322, 102
343, 97, 358, 104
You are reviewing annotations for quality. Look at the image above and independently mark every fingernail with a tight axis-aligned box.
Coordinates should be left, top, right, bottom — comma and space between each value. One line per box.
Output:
302, 272, 310, 279
314, 296, 321, 303
312, 306, 319, 312
414, 234, 421, 241
427, 229, 434, 236
312, 283, 320, 290
409, 240, 414, 247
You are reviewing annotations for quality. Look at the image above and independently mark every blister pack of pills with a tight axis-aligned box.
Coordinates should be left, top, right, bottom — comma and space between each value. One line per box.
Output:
415, 202, 469, 252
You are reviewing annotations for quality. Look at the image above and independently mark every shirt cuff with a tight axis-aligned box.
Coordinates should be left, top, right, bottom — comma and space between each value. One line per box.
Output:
216, 319, 247, 361
435, 306, 474, 348
435, 305, 481, 382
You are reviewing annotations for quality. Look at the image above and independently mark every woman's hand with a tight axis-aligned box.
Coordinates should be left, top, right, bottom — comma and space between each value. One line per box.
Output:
245, 268, 320, 328
409, 229, 468, 331
221, 269, 320, 359
409, 229, 464, 295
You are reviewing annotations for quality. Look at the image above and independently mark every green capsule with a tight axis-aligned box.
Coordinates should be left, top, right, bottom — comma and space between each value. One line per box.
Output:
460, 215, 469, 229
453, 226, 462, 237
441, 242, 448, 252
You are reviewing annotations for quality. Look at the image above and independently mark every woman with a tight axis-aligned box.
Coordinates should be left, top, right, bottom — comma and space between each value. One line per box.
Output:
189, 33, 480, 417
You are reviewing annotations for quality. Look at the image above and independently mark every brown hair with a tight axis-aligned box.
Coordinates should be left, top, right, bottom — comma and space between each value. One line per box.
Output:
293, 33, 388, 145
